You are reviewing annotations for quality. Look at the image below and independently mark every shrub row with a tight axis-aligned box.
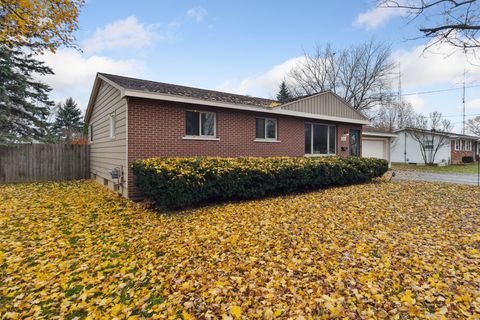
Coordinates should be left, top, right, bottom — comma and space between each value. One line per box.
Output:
132, 156, 389, 209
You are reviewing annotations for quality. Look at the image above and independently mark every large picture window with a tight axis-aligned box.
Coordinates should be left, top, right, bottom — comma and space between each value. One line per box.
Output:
255, 117, 277, 140
305, 123, 336, 155
185, 110, 216, 137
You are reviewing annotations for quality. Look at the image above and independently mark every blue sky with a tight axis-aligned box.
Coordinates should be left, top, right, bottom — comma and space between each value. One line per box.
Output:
41, 0, 480, 132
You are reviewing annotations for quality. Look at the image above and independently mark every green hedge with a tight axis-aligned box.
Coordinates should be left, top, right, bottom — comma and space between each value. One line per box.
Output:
132, 156, 388, 209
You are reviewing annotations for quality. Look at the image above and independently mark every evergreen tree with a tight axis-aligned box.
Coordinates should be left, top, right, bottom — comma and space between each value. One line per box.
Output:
53, 97, 83, 142
0, 45, 53, 144
276, 81, 292, 103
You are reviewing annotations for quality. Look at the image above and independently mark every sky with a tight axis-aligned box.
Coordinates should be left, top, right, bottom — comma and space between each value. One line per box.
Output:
40, 0, 480, 133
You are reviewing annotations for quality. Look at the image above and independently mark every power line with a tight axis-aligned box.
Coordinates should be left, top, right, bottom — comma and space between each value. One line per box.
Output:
402, 84, 480, 96
440, 113, 480, 118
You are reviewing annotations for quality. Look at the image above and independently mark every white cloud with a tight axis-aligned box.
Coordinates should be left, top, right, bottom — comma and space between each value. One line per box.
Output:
216, 57, 303, 98
82, 16, 174, 54
466, 98, 480, 110
403, 93, 425, 109
40, 48, 144, 111
186, 6, 208, 23
354, 6, 407, 29
394, 43, 480, 90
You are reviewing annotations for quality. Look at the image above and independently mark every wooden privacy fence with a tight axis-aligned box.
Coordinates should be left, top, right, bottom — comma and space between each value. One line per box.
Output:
0, 144, 89, 184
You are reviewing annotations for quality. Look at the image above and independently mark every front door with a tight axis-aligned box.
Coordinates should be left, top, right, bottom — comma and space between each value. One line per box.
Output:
349, 129, 360, 157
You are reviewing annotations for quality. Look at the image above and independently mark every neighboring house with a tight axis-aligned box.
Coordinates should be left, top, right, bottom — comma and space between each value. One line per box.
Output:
391, 128, 479, 165
361, 126, 397, 164
85, 73, 370, 198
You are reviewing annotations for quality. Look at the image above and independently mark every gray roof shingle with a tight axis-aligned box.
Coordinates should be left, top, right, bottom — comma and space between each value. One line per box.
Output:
99, 73, 277, 108
363, 125, 394, 134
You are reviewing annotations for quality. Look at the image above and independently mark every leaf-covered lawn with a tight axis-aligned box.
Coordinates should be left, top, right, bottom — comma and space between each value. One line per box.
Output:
1, 180, 479, 319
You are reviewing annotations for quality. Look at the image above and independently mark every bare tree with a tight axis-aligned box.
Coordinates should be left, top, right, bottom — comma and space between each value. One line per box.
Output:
289, 39, 396, 112
466, 115, 480, 135
379, 0, 480, 51
372, 100, 417, 130
407, 111, 453, 165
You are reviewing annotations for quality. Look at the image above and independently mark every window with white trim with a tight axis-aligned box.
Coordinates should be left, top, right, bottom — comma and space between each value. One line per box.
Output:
255, 117, 277, 140
185, 110, 216, 137
454, 139, 460, 151
465, 140, 472, 151
109, 111, 116, 138
305, 123, 336, 155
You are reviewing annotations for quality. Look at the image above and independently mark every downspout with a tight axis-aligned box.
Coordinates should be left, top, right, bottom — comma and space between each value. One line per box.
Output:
404, 131, 407, 163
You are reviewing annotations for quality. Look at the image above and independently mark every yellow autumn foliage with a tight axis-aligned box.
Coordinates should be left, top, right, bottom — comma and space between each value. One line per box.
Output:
0, 0, 84, 52
0, 180, 479, 319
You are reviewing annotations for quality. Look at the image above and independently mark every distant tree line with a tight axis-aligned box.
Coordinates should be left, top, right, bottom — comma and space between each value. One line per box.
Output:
0, 0, 84, 145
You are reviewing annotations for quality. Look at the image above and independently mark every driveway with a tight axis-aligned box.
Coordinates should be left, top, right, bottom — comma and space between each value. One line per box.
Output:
394, 170, 480, 185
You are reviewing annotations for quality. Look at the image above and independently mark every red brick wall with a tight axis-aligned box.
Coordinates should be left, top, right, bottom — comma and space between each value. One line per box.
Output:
127, 97, 362, 198
451, 140, 476, 164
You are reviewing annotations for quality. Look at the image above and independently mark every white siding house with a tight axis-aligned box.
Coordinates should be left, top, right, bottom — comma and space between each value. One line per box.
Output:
391, 130, 451, 164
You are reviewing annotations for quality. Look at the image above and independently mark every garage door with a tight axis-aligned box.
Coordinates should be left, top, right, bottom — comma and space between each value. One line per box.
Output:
362, 139, 387, 160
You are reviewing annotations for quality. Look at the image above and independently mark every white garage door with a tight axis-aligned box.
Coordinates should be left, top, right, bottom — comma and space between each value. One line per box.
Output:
363, 139, 387, 160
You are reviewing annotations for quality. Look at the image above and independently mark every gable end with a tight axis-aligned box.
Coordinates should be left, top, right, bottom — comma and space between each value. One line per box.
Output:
279, 91, 368, 122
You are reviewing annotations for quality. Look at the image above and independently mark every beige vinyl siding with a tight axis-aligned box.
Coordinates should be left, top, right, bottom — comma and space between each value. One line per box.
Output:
280, 92, 366, 121
89, 80, 128, 196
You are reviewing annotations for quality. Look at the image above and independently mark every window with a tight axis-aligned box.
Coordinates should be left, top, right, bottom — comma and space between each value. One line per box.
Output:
255, 117, 277, 140
454, 140, 460, 151
305, 123, 336, 155
109, 111, 116, 138
185, 110, 216, 137
465, 140, 472, 151
424, 138, 434, 150
89, 125, 93, 142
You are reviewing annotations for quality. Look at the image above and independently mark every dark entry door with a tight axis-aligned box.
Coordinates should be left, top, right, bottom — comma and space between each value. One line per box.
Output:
349, 129, 360, 157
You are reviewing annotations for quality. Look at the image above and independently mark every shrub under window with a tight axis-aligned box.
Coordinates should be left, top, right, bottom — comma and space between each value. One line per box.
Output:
132, 156, 388, 209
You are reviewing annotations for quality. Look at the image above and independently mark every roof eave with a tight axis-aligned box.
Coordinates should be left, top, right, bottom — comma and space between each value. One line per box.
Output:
394, 128, 479, 140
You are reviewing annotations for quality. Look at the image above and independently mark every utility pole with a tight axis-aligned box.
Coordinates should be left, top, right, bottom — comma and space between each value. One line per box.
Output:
398, 62, 402, 104
462, 69, 466, 135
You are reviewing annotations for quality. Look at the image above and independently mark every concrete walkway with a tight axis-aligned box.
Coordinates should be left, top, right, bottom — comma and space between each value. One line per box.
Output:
393, 170, 480, 186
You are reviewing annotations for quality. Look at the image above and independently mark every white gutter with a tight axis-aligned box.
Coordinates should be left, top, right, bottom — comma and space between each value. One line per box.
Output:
121, 89, 371, 125
362, 132, 398, 138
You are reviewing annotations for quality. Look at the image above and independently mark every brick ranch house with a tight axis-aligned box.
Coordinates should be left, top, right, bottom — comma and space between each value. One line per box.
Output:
85, 73, 371, 198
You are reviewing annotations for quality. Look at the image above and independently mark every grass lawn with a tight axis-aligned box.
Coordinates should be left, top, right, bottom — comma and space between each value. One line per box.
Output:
1, 181, 479, 319
392, 162, 479, 174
